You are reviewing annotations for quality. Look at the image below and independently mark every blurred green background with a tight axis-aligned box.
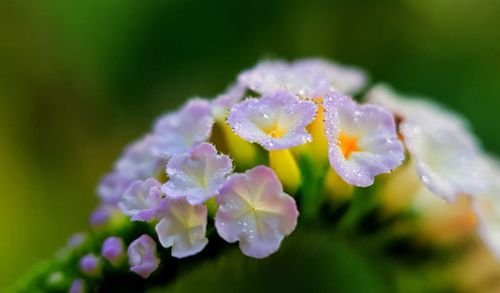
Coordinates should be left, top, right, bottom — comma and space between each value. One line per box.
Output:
1, 0, 499, 289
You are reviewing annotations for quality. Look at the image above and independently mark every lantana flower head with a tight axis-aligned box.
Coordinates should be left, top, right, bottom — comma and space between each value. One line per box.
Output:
162, 142, 233, 205
215, 166, 299, 258
366, 84, 488, 201
25, 58, 500, 293
324, 91, 405, 187
128, 234, 160, 279
119, 178, 165, 222
152, 99, 214, 159
227, 91, 317, 150
155, 197, 208, 258
238, 59, 367, 97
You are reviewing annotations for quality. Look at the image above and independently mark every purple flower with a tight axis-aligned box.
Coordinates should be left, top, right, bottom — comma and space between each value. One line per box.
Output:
102, 236, 125, 265
155, 198, 208, 258
118, 178, 165, 222
128, 234, 160, 278
97, 171, 133, 205
162, 143, 232, 205
69, 279, 86, 293
98, 135, 164, 206
238, 59, 367, 97
152, 99, 214, 159
215, 166, 299, 259
227, 91, 317, 150
89, 206, 111, 228
367, 84, 488, 201
115, 135, 164, 179
80, 254, 101, 276
324, 91, 404, 187
211, 83, 245, 121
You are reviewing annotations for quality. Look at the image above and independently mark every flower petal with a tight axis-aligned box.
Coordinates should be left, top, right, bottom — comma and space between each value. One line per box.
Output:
368, 85, 489, 201
215, 166, 298, 258
128, 235, 160, 278
155, 198, 208, 258
162, 143, 232, 205
227, 91, 317, 150
324, 91, 404, 187
238, 59, 367, 97
118, 178, 164, 222
152, 99, 214, 158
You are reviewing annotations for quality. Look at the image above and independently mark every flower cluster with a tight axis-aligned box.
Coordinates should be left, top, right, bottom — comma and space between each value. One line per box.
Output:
18, 58, 500, 292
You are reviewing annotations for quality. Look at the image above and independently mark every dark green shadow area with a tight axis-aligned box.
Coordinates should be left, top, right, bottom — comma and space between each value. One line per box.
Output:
151, 229, 393, 293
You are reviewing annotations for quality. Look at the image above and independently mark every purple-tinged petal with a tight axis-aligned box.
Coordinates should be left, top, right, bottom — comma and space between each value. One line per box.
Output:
118, 178, 165, 222
293, 59, 368, 95
211, 83, 245, 121
155, 198, 208, 258
128, 234, 160, 278
152, 99, 214, 158
97, 171, 133, 205
116, 135, 164, 179
215, 166, 298, 259
324, 91, 404, 187
227, 91, 317, 150
238, 59, 367, 97
102, 236, 125, 264
162, 143, 232, 205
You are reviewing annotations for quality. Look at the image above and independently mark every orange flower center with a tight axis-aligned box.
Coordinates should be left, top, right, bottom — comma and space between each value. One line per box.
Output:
338, 132, 360, 159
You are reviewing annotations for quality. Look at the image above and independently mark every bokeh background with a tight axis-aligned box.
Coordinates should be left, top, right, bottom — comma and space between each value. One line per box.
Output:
1, 0, 499, 289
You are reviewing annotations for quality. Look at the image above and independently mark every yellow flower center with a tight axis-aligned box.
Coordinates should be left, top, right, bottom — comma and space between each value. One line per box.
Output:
267, 127, 286, 138
338, 132, 360, 159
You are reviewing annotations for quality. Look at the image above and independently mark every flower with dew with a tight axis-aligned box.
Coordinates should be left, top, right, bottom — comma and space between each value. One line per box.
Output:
238, 59, 367, 97
366, 84, 488, 201
162, 142, 233, 205
227, 91, 317, 150
102, 236, 125, 265
215, 166, 298, 259
155, 197, 209, 258
324, 91, 404, 187
152, 99, 214, 159
128, 234, 160, 279
119, 178, 165, 222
